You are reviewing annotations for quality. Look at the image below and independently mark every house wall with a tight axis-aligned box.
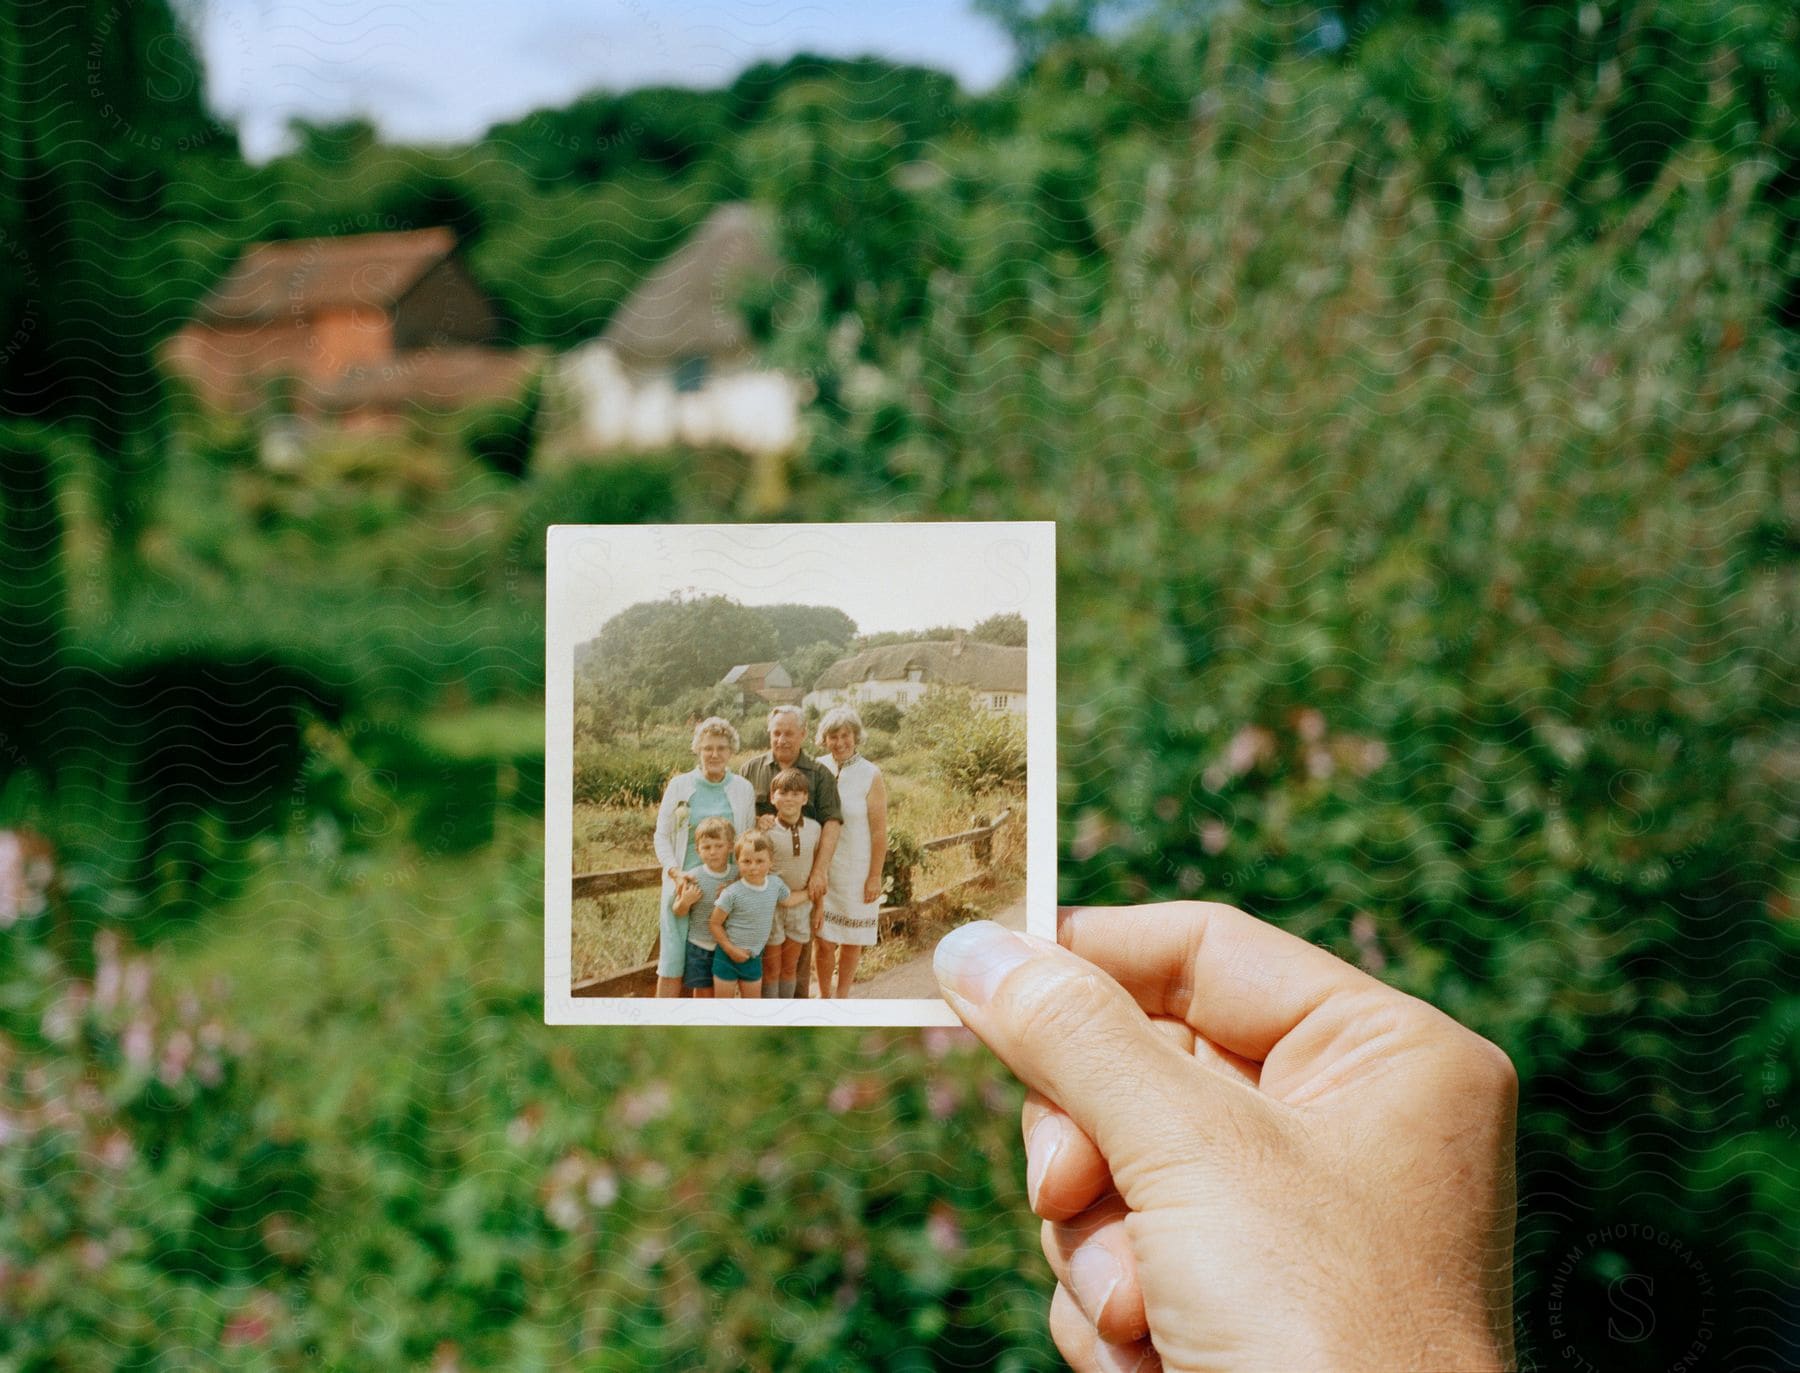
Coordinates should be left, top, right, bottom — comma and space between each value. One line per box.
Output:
307, 307, 395, 374
393, 260, 499, 350
165, 312, 387, 411
803, 681, 1026, 716
549, 344, 804, 460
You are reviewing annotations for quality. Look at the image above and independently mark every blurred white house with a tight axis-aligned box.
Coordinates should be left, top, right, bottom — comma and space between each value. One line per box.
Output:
542, 203, 810, 469
803, 637, 1026, 716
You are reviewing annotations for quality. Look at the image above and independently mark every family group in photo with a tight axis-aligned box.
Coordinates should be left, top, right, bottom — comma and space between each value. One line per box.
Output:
652, 704, 889, 999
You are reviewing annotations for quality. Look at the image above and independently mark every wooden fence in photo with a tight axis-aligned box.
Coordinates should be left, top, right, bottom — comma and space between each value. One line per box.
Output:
571, 808, 1014, 998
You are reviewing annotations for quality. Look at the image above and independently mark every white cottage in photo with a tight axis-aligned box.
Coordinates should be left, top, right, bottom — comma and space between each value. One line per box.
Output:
542, 203, 809, 464
804, 637, 1026, 716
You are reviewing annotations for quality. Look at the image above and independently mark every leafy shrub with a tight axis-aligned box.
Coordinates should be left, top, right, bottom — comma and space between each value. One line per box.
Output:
881, 828, 924, 908
457, 373, 542, 480
902, 687, 1027, 796
860, 698, 903, 733
572, 747, 680, 807
508, 460, 677, 573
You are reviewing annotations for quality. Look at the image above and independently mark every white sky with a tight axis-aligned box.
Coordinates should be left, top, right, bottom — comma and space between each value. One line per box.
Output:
553, 522, 1045, 647
189, 0, 1013, 162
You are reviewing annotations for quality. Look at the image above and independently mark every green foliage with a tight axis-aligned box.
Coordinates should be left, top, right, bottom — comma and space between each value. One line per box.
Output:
572, 746, 681, 807
585, 594, 780, 704
969, 613, 1027, 646
457, 373, 543, 480
759, 603, 859, 655
509, 460, 678, 574
4, 1, 1798, 1365
582, 597, 862, 709
902, 689, 1028, 797
827, 17, 1794, 1361
786, 637, 849, 692
882, 828, 926, 907
860, 698, 905, 734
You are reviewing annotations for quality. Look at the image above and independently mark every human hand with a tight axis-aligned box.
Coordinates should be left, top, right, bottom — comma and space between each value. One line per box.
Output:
932, 903, 1517, 1373
726, 943, 748, 964
807, 874, 827, 905
863, 874, 882, 904
757, 814, 777, 832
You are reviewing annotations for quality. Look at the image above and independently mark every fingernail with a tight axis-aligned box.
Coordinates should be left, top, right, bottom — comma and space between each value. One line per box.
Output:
1069, 1243, 1123, 1328
1025, 1115, 1063, 1211
1093, 1335, 1148, 1373
934, 921, 1035, 1004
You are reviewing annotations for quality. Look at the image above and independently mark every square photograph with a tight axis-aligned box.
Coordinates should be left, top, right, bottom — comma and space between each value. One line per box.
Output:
544, 522, 1055, 1025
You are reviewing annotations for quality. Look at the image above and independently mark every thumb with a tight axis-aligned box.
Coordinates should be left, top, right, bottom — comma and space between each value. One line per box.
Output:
934, 921, 1273, 1204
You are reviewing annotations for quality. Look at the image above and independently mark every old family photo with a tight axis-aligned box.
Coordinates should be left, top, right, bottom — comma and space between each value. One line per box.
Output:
544, 523, 1055, 1025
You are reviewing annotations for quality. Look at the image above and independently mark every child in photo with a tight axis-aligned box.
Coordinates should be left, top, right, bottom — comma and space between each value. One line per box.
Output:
709, 831, 808, 999
763, 768, 822, 999
668, 817, 737, 999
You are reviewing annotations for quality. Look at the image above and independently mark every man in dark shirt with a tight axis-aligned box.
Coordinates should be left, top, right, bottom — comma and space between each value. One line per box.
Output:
741, 705, 842, 997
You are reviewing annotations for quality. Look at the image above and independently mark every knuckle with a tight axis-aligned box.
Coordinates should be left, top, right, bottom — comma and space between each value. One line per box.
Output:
1004, 962, 1125, 1048
1460, 1031, 1519, 1102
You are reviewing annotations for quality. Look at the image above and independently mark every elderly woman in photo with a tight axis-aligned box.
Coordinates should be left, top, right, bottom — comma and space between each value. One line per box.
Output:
813, 705, 889, 998
651, 716, 756, 998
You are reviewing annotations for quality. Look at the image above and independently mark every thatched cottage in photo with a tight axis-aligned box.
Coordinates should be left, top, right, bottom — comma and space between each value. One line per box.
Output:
543, 203, 810, 463
804, 637, 1026, 716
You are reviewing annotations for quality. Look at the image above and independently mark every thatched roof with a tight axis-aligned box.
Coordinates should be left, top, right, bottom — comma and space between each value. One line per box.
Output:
814, 641, 1026, 694
198, 229, 457, 323
600, 203, 778, 367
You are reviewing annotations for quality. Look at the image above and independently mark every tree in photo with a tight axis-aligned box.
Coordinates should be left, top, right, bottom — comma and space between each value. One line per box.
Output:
586, 593, 779, 704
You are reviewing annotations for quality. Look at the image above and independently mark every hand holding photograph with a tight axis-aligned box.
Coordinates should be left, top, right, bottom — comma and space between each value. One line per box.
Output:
544, 522, 1054, 1025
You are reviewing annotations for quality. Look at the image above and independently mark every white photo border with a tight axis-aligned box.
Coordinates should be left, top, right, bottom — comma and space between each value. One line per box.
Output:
544, 521, 1056, 1027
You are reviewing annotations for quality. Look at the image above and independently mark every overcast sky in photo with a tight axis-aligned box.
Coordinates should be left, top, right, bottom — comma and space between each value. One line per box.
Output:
558, 523, 1039, 647
191, 0, 1013, 162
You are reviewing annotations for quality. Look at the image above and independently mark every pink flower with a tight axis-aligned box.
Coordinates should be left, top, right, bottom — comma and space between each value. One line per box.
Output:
0, 830, 53, 928
616, 1081, 671, 1128
159, 1030, 194, 1087
1350, 912, 1387, 973
926, 1080, 960, 1120
926, 1201, 965, 1256
506, 1105, 542, 1147
585, 1165, 619, 1208
97, 1130, 134, 1169
827, 1082, 857, 1114
1221, 725, 1277, 779
122, 1020, 154, 1070
221, 1293, 279, 1347
921, 1027, 976, 1059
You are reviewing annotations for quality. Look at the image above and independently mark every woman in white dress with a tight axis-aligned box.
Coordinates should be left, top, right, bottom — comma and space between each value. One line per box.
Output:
813, 705, 888, 998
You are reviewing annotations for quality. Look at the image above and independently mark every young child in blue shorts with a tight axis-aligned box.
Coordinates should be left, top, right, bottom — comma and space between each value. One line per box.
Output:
708, 830, 808, 999
668, 817, 737, 998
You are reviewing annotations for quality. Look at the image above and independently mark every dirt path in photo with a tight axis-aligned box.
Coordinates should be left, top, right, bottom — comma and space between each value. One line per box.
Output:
848, 896, 1027, 1000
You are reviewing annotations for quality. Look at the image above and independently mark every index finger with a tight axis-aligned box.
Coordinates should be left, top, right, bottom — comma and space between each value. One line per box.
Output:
1057, 902, 1386, 1064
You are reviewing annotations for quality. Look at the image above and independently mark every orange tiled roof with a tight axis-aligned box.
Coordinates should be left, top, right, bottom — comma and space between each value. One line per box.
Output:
198, 228, 457, 323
